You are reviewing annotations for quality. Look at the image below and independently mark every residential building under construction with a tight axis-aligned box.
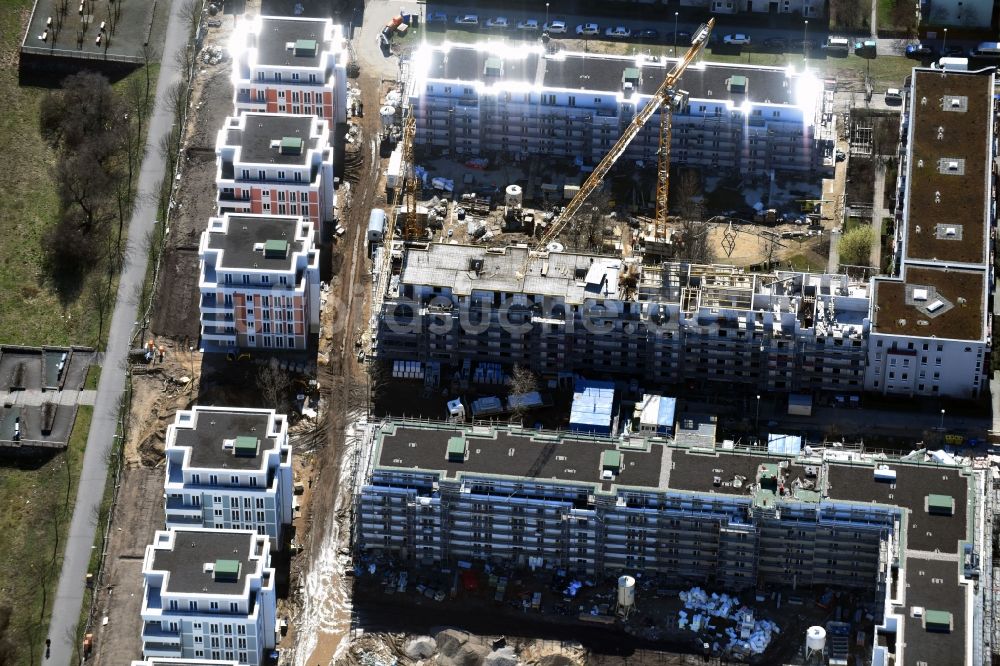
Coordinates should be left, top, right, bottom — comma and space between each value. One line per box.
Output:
357, 420, 984, 666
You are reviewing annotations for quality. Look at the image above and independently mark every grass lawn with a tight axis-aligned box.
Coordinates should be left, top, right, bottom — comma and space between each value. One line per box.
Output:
0, 405, 92, 665
83, 364, 102, 390
0, 1, 158, 349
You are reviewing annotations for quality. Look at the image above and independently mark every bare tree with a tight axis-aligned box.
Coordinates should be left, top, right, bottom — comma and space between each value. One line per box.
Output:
507, 365, 539, 424
257, 362, 293, 412
565, 189, 613, 253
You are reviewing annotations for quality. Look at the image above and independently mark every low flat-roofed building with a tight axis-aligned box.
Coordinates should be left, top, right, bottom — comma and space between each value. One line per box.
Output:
198, 213, 320, 351
232, 16, 348, 125
164, 406, 292, 546
407, 42, 833, 179
140, 529, 276, 664
215, 113, 334, 235
358, 420, 982, 666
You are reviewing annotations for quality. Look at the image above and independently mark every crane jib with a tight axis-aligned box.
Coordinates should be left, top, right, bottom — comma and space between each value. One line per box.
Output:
540, 18, 716, 249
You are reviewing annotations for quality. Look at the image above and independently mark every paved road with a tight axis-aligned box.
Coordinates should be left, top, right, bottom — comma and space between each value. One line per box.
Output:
46, 0, 191, 662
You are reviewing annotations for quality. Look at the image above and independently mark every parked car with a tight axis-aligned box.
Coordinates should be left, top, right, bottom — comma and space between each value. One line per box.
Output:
905, 43, 936, 58
605, 25, 631, 38
942, 45, 965, 56
762, 37, 786, 50
790, 38, 815, 52
575, 23, 599, 36
636, 28, 660, 41
485, 16, 510, 29
544, 20, 567, 34
854, 39, 877, 56
885, 87, 903, 103
666, 30, 692, 44
723, 33, 751, 45
454, 14, 479, 26
517, 19, 539, 31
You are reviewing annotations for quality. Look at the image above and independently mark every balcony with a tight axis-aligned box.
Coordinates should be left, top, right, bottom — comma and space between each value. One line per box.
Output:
141, 642, 183, 658
200, 294, 229, 313
165, 497, 202, 516
142, 622, 182, 645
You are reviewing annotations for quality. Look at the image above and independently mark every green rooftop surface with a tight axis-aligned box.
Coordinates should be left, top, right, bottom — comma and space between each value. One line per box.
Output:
294, 39, 318, 56
213, 559, 241, 580
279, 136, 304, 154
234, 435, 259, 457
446, 436, 466, 461
927, 493, 955, 515
601, 449, 622, 472
924, 609, 953, 632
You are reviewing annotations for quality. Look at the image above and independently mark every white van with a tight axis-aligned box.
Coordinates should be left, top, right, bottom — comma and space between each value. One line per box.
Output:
824, 36, 850, 54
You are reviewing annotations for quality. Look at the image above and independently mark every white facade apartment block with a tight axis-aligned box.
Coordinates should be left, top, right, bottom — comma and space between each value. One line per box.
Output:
216, 113, 335, 236
164, 406, 293, 547
922, 0, 993, 26
141, 529, 276, 665
198, 213, 320, 351
233, 16, 348, 125
707, 0, 824, 17
865, 66, 995, 399
132, 657, 239, 666
408, 44, 833, 178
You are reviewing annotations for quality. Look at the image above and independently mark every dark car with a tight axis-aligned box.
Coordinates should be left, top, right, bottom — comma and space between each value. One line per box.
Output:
905, 43, 936, 58
666, 30, 692, 45
942, 45, 965, 56
636, 28, 660, 41
762, 37, 786, 50
790, 38, 816, 52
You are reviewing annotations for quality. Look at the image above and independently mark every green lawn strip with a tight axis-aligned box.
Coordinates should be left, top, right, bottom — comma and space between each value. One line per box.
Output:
83, 364, 102, 391
0, 405, 92, 666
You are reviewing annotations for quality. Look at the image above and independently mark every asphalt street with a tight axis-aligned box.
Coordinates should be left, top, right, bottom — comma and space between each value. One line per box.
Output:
46, 0, 191, 661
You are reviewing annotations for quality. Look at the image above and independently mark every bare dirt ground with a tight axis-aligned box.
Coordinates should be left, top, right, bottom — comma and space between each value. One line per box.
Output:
88, 467, 164, 666
150, 20, 240, 341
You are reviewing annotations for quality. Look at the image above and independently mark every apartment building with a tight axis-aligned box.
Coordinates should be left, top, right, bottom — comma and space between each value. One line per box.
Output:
704, 0, 825, 17
140, 529, 276, 664
233, 15, 348, 125
215, 113, 335, 235
132, 657, 239, 666
164, 407, 293, 547
377, 244, 871, 394
358, 420, 982, 666
866, 66, 995, 400
921, 0, 994, 26
407, 43, 834, 180
198, 213, 320, 351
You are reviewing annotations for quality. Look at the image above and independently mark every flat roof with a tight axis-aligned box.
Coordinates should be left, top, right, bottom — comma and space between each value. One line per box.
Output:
255, 17, 330, 68
900, 558, 968, 666
399, 244, 622, 303
377, 425, 670, 491
173, 409, 280, 470
421, 45, 797, 105
825, 462, 969, 554
207, 216, 306, 272
152, 531, 257, 596
903, 68, 993, 265
872, 266, 985, 340
225, 114, 321, 166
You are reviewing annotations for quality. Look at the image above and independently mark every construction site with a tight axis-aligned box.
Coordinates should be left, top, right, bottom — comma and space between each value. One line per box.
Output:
77, 0, 1000, 664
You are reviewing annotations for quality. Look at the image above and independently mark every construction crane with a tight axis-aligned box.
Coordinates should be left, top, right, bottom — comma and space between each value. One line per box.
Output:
400, 115, 422, 241
521, 18, 715, 278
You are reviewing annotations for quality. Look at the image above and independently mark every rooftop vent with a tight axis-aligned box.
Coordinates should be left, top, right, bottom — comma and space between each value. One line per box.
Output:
483, 57, 503, 78
293, 39, 318, 57
913, 288, 928, 301
233, 435, 259, 457
279, 136, 304, 155
726, 75, 747, 94
263, 239, 289, 258
212, 559, 241, 581
446, 436, 467, 462
924, 610, 953, 633
601, 449, 622, 475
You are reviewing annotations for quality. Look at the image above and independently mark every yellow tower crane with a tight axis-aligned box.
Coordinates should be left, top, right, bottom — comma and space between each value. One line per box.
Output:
521, 18, 714, 278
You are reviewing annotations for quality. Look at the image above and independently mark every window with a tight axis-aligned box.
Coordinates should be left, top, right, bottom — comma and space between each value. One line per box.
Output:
258, 169, 266, 180
210, 601, 219, 611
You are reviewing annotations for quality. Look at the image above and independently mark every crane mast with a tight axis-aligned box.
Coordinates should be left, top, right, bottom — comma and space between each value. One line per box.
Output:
528, 18, 714, 269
